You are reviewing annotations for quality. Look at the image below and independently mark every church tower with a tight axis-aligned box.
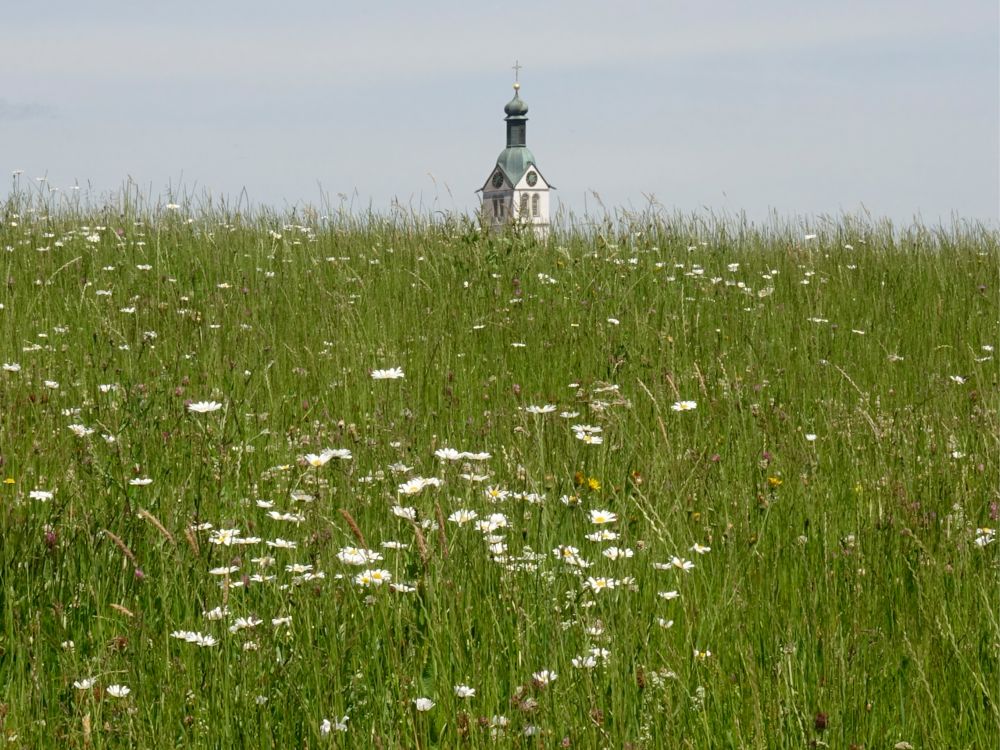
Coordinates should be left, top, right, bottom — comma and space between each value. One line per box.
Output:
479, 64, 553, 236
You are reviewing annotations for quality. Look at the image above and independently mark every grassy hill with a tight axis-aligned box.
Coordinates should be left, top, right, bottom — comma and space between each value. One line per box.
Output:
1, 194, 997, 747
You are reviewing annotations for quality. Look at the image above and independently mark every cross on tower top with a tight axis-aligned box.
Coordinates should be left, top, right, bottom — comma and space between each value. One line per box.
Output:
511, 59, 522, 85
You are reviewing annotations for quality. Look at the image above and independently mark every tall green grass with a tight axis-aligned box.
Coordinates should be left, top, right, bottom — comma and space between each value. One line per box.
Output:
1, 186, 997, 748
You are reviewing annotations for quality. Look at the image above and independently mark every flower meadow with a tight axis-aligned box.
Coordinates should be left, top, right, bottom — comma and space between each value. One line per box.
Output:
0, 193, 997, 748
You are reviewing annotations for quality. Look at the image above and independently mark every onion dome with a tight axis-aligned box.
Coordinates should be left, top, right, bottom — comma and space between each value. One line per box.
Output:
504, 82, 529, 118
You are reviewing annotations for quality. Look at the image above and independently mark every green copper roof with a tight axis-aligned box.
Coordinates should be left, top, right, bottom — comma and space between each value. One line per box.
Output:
496, 82, 535, 183
504, 90, 529, 118
496, 146, 536, 185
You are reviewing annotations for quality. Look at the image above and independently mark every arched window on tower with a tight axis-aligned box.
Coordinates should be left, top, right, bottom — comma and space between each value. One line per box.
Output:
520, 193, 529, 217
531, 193, 540, 217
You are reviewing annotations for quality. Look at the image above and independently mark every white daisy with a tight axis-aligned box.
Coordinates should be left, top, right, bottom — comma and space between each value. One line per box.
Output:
188, 400, 223, 413
371, 367, 405, 380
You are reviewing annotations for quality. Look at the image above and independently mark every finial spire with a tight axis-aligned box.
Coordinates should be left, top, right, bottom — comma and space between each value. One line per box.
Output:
512, 59, 522, 90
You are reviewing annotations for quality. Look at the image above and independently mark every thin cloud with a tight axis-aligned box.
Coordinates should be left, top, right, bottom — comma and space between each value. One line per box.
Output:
0, 99, 56, 121
2, 4, 992, 84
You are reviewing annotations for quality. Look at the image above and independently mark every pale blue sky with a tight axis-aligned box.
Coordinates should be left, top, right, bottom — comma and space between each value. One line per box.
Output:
3, 1, 997, 226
